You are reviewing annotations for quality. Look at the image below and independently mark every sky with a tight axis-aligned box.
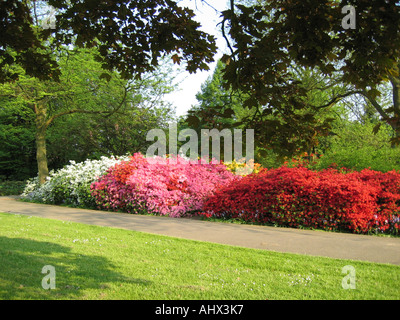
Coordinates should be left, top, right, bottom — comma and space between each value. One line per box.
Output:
165, 0, 229, 118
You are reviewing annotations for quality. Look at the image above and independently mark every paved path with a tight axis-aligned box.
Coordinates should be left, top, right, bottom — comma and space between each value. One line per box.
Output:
1, 196, 400, 265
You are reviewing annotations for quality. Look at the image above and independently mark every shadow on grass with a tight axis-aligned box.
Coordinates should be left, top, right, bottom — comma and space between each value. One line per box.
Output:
0, 236, 150, 299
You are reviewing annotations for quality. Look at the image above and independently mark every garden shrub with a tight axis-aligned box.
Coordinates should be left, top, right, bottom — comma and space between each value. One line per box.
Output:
354, 169, 400, 234
310, 120, 400, 172
0, 180, 26, 196
90, 153, 239, 217
21, 155, 130, 207
201, 166, 400, 234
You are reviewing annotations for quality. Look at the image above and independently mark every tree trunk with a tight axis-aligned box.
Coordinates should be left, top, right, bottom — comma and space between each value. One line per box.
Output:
390, 76, 400, 147
35, 101, 49, 185
389, 64, 400, 147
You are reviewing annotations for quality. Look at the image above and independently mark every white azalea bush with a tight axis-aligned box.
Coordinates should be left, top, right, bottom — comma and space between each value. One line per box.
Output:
21, 155, 131, 208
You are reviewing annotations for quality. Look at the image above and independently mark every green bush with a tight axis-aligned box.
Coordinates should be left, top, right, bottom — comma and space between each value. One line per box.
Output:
0, 180, 26, 196
312, 120, 400, 172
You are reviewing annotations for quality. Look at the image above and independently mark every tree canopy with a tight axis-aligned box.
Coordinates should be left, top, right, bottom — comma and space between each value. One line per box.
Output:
218, 0, 400, 152
0, 0, 217, 82
3, 0, 400, 175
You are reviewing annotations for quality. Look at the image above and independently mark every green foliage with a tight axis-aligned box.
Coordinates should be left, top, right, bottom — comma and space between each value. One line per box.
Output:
0, 97, 36, 180
0, 48, 176, 180
220, 0, 400, 150
180, 60, 253, 162
312, 120, 400, 172
183, 60, 249, 131
43, 50, 176, 170
0, 180, 26, 196
223, 0, 400, 99
184, 60, 341, 164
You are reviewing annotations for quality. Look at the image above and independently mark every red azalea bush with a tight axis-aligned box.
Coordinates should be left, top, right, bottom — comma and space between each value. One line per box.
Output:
354, 169, 400, 233
201, 166, 400, 234
90, 153, 239, 217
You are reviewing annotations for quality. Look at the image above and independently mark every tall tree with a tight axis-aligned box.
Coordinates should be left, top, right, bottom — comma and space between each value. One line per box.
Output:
0, 49, 174, 183
185, 59, 343, 162
219, 0, 400, 155
46, 69, 175, 169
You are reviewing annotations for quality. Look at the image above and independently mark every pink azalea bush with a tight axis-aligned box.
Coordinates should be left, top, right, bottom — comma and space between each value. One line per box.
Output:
90, 153, 239, 217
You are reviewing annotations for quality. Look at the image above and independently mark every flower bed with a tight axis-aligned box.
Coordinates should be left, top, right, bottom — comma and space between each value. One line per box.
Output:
21, 153, 400, 234
90, 153, 239, 217
200, 166, 400, 234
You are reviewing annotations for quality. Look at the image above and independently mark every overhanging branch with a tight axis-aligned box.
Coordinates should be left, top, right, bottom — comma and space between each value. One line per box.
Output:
313, 90, 364, 110
45, 84, 129, 128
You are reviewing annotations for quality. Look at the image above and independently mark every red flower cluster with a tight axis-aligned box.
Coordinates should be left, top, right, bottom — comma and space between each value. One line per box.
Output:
201, 166, 400, 234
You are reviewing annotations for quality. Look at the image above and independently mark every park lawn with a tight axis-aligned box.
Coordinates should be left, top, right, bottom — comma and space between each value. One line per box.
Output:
0, 212, 399, 300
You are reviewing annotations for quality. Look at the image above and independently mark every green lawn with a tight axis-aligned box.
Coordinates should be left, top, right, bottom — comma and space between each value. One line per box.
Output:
0, 212, 399, 300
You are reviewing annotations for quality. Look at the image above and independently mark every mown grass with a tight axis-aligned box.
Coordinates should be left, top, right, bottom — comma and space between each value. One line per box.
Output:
0, 212, 399, 300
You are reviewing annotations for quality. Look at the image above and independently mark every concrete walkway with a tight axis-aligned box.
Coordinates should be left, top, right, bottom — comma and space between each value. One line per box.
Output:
1, 196, 400, 265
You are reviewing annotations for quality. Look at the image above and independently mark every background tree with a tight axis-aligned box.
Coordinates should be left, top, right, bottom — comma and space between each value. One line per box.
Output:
184, 60, 250, 129
0, 95, 36, 180
311, 118, 400, 172
45, 85, 174, 171
182, 60, 275, 165
184, 59, 345, 164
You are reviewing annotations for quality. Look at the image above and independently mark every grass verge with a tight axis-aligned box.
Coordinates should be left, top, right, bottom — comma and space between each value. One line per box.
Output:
0, 212, 399, 300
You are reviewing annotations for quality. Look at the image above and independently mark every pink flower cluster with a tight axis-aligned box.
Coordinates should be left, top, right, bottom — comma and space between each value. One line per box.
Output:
90, 153, 238, 217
